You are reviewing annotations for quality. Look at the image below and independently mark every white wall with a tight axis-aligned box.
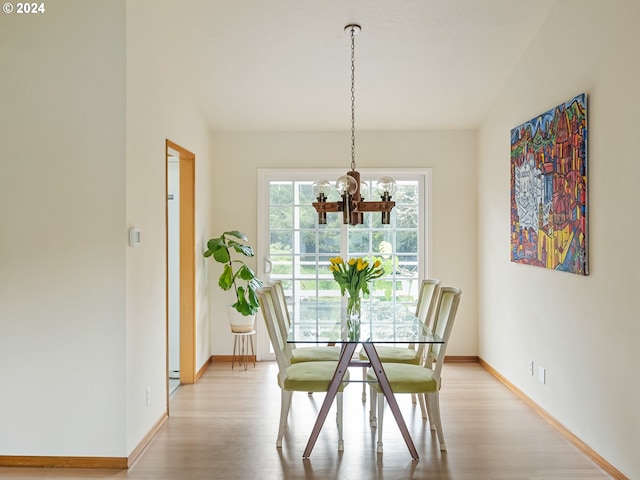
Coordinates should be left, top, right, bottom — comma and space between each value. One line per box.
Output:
0, 1, 127, 456
477, 1, 640, 477
0, 0, 216, 460
210, 131, 478, 356
126, 0, 216, 455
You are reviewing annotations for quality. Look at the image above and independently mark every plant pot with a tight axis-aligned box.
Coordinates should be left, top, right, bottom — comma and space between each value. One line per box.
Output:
227, 305, 255, 333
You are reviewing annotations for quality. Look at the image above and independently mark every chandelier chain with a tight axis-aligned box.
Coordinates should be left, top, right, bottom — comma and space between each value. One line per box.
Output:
350, 26, 356, 171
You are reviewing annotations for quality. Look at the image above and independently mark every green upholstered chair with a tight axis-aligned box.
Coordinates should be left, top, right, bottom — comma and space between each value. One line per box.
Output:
367, 286, 461, 453
257, 285, 349, 450
271, 280, 341, 363
360, 279, 441, 403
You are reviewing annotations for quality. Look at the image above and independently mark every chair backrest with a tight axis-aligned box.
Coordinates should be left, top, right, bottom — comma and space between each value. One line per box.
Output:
426, 286, 462, 382
257, 286, 291, 377
270, 280, 294, 353
414, 279, 440, 359
415, 278, 440, 325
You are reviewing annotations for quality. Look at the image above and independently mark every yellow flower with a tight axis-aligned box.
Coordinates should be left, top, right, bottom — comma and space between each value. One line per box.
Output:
328, 255, 386, 298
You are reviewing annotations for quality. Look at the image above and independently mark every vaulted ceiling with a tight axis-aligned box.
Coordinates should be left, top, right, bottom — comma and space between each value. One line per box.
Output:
160, 0, 557, 131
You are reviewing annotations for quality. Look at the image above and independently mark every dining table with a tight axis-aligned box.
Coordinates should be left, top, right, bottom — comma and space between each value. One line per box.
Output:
288, 316, 443, 460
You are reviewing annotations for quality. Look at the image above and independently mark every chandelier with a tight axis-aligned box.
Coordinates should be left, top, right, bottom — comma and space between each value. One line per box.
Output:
312, 24, 396, 225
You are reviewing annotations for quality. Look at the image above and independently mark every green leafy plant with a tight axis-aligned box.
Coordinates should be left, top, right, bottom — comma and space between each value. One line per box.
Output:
204, 231, 263, 316
328, 256, 386, 341
328, 256, 385, 315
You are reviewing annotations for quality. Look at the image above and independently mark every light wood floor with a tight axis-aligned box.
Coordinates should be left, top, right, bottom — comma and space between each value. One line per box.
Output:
0, 362, 611, 479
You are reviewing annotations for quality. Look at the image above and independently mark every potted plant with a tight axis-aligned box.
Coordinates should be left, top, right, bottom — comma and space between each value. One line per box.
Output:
204, 230, 263, 332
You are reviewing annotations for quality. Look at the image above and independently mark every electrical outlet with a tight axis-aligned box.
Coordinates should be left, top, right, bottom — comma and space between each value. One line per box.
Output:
145, 386, 151, 406
528, 361, 534, 376
538, 366, 546, 385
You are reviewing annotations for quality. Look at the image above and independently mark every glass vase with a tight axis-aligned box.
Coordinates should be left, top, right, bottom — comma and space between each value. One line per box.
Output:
345, 290, 361, 341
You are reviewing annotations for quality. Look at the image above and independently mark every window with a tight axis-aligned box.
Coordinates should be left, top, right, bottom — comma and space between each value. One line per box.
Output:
257, 169, 431, 359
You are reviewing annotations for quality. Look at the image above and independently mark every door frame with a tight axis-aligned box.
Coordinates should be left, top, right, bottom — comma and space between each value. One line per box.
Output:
166, 140, 196, 389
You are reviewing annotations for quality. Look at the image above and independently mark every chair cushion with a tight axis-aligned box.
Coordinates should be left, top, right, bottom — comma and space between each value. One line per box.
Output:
282, 361, 349, 392
359, 346, 420, 364
291, 346, 341, 363
367, 363, 438, 394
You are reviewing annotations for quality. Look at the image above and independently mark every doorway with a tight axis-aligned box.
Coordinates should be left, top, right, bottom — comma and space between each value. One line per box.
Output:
167, 150, 180, 394
166, 140, 196, 402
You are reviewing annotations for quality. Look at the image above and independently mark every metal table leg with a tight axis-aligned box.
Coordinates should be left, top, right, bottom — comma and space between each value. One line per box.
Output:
302, 342, 356, 458
362, 343, 419, 460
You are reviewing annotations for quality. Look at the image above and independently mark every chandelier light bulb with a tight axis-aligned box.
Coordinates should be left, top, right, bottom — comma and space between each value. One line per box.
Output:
336, 175, 358, 195
359, 181, 369, 200
312, 180, 332, 199
376, 177, 397, 198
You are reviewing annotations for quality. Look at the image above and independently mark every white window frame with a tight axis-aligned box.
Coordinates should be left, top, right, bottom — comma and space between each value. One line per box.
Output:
256, 168, 432, 360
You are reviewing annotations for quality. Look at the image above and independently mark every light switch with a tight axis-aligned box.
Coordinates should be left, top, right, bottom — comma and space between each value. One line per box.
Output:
538, 366, 546, 385
129, 227, 141, 247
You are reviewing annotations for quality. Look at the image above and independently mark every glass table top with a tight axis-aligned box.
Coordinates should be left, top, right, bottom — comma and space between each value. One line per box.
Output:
287, 316, 443, 344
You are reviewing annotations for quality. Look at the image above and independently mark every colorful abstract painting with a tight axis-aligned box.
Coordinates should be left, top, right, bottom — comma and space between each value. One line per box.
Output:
510, 93, 588, 275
